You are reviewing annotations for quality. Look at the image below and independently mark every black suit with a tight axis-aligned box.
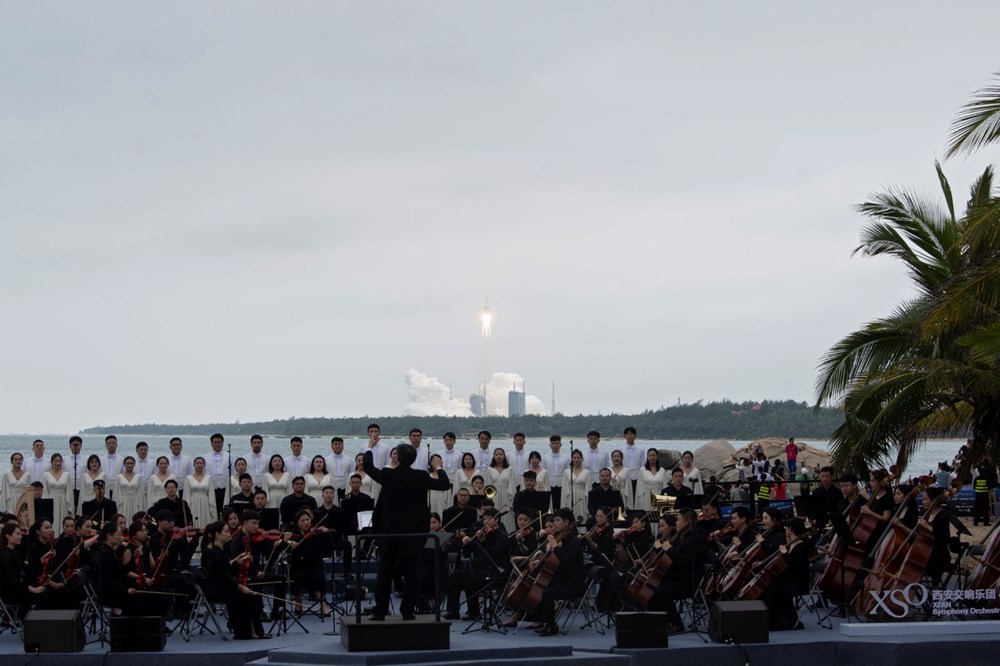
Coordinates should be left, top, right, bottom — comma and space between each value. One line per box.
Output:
363, 451, 450, 617
80, 498, 118, 524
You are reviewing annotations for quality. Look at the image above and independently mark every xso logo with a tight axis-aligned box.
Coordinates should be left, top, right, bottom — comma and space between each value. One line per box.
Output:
868, 583, 929, 617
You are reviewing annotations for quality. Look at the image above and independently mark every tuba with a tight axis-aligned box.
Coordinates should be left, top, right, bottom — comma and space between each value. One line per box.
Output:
650, 492, 677, 517
484, 485, 498, 500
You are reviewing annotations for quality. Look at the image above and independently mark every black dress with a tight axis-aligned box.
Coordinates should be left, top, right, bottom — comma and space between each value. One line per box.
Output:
202, 544, 262, 639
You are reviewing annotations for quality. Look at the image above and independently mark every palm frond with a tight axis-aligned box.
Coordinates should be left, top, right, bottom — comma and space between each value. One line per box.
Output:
946, 72, 1000, 158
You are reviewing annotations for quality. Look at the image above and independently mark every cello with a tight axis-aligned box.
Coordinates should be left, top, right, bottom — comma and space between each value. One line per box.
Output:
501, 519, 574, 612
717, 523, 776, 597
624, 524, 688, 609
737, 535, 802, 601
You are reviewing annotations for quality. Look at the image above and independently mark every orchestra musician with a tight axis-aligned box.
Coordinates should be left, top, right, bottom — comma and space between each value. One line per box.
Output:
663, 468, 694, 506
760, 516, 810, 630
810, 466, 843, 530
442, 488, 478, 533
0, 522, 48, 615
533, 507, 585, 637
920, 487, 952, 588
149, 480, 194, 529
583, 506, 616, 568
586, 470, 623, 528
199, 520, 268, 640
228, 474, 256, 514
313, 486, 353, 576
226, 509, 287, 621
444, 507, 510, 621
286, 508, 331, 617
858, 469, 894, 553
647, 508, 706, 635
81, 479, 117, 526
95, 522, 143, 615
510, 510, 540, 559
147, 510, 196, 616
512, 471, 549, 518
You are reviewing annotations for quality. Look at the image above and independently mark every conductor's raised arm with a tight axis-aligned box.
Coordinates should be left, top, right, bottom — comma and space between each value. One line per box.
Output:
362, 450, 383, 484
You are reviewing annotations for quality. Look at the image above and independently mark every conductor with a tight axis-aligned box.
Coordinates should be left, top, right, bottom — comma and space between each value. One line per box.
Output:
363, 442, 451, 620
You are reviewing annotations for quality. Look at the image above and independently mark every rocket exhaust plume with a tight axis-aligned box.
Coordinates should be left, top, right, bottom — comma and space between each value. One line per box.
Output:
481, 297, 492, 339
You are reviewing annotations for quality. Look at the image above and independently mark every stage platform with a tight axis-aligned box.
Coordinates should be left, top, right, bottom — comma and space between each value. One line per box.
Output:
2, 612, 1000, 666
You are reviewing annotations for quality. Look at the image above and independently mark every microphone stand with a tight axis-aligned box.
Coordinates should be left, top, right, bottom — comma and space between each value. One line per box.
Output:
73, 454, 79, 517
226, 443, 233, 511
569, 440, 576, 521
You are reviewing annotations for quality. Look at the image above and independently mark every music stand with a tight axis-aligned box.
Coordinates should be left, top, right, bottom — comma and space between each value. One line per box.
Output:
259, 508, 280, 531
33, 498, 54, 524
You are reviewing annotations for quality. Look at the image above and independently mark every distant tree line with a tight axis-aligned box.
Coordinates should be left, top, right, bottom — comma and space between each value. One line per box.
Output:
81, 399, 845, 440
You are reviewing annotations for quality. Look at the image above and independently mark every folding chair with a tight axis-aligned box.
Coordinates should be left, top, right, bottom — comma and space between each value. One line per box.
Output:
556, 564, 604, 635
0, 597, 24, 640
177, 572, 229, 641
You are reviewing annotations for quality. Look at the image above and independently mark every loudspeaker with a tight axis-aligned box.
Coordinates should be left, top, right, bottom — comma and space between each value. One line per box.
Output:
110, 615, 167, 652
615, 611, 669, 648
708, 600, 769, 644
24, 609, 85, 653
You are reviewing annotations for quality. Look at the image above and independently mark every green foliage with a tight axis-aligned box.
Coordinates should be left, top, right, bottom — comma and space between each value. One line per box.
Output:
81, 399, 844, 440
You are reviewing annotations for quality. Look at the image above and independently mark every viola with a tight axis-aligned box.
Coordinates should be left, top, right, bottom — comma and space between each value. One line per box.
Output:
250, 529, 283, 542
38, 542, 56, 585
133, 545, 146, 590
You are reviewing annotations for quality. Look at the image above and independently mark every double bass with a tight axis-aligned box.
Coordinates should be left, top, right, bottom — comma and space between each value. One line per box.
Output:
856, 477, 934, 613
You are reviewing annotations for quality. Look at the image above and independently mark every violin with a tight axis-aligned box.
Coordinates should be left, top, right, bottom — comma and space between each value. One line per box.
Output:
238, 533, 253, 586
250, 529, 283, 542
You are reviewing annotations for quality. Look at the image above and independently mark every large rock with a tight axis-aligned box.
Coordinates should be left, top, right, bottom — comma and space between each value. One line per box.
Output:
656, 449, 682, 470
693, 440, 738, 481
732, 438, 833, 474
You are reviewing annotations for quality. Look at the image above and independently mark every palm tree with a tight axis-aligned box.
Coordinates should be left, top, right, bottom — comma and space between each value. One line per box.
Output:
814, 164, 1000, 473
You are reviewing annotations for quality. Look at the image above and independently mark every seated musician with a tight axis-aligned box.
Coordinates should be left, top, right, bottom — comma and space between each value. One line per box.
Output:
199, 521, 267, 640
420, 513, 451, 613
81, 480, 118, 526
617, 511, 654, 562
285, 508, 330, 616
761, 516, 810, 630
512, 471, 549, 517
695, 502, 725, 540
510, 509, 540, 561
663, 468, 695, 505
252, 489, 269, 513
149, 480, 195, 529
586, 470, 623, 528
228, 474, 256, 514
712, 506, 754, 561
921, 487, 952, 588
444, 507, 510, 621
313, 485, 354, 575
122, 520, 156, 590
649, 508, 706, 635
146, 510, 196, 615
95, 522, 143, 616
583, 506, 616, 568
754, 507, 787, 555
279, 477, 318, 525
533, 507, 585, 637
341, 474, 375, 531
442, 488, 477, 533
227, 509, 286, 621
828, 472, 862, 543
25, 518, 79, 607
0, 523, 48, 616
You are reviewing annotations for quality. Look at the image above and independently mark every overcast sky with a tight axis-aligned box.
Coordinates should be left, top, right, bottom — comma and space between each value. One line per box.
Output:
2, 2, 999, 434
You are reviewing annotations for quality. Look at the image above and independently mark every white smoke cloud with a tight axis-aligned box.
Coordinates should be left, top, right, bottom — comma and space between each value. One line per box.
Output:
479, 372, 547, 416
402, 369, 474, 416
402, 369, 547, 417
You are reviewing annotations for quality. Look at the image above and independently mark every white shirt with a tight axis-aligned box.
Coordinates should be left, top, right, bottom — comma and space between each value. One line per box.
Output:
29, 456, 50, 481
584, 448, 610, 476
247, 453, 267, 488
283, 454, 308, 478
623, 444, 643, 481
358, 442, 388, 469
440, 448, 461, 476
135, 456, 152, 484
543, 452, 569, 485
509, 449, 530, 483
170, 454, 194, 479
101, 453, 123, 479
410, 445, 429, 471
475, 447, 492, 474
325, 452, 349, 478
65, 453, 85, 479
208, 451, 231, 489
